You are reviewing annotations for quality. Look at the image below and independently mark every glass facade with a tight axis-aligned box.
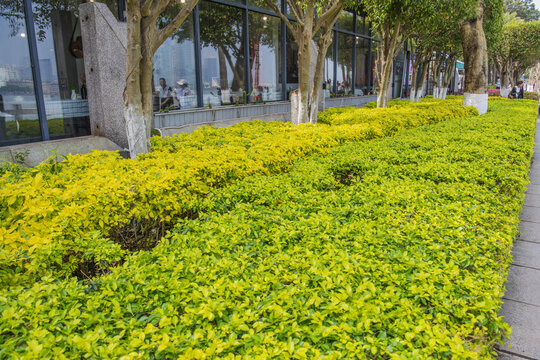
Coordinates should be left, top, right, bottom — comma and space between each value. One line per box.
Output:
153, 17, 197, 110
0, 0, 93, 146
34, 7, 90, 139
152, 5, 375, 110
0, 10, 41, 146
337, 32, 354, 95
249, 13, 282, 102
355, 37, 370, 95
1, 0, 376, 147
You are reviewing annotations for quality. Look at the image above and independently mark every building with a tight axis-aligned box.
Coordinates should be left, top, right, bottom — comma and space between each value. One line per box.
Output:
0, 0, 382, 151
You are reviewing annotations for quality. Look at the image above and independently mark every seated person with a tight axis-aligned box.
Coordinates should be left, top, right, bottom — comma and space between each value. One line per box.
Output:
176, 80, 192, 109
158, 77, 174, 110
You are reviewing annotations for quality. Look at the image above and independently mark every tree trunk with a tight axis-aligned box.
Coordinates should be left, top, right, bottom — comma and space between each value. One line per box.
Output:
376, 21, 402, 108
431, 53, 445, 99
309, 30, 333, 123
409, 52, 424, 102
125, 2, 151, 157
440, 58, 456, 100
416, 59, 430, 101
460, 1, 489, 114
295, 34, 311, 124
500, 68, 510, 98
410, 60, 419, 102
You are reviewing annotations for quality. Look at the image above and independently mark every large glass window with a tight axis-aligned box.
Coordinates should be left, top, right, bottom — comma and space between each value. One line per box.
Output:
248, 0, 280, 12
153, 16, 197, 111
34, 6, 91, 139
249, 12, 282, 102
356, 13, 368, 35
324, 41, 334, 98
336, 11, 354, 32
285, 30, 298, 99
0, 11, 41, 146
355, 37, 369, 95
199, 1, 245, 106
336, 32, 353, 95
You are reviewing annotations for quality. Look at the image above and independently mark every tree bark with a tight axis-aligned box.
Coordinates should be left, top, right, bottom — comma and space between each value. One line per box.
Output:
124, 0, 199, 158
376, 21, 403, 108
460, 0, 489, 114
295, 32, 312, 124
416, 59, 430, 101
440, 58, 456, 99
125, 1, 150, 158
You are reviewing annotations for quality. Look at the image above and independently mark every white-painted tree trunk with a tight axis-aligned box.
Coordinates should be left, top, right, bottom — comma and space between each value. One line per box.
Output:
124, 104, 150, 158
500, 86, 510, 98
440, 88, 448, 99
433, 87, 441, 99
409, 89, 417, 102
416, 79, 426, 101
463, 93, 488, 115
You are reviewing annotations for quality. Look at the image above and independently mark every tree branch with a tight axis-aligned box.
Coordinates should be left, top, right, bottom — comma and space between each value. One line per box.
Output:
263, 0, 298, 41
288, 0, 305, 24
155, 0, 199, 51
141, 0, 153, 16
313, 0, 343, 35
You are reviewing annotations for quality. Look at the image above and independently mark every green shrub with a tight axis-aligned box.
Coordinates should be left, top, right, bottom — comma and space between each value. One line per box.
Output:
524, 91, 539, 101
0, 98, 536, 358
0, 98, 476, 288
318, 97, 477, 126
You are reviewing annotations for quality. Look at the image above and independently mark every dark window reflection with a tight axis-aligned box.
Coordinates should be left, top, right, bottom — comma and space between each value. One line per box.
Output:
355, 37, 369, 95
356, 14, 368, 35
336, 11, 354, 32
0, 12, 41, 145
199, 1, 245, 106
324, 40, 334, 97
337, 32, 353, 95
285, 30, 298, 98
248, 0, 280, 12
34, 6, 91, 139
249, 13, 282, 102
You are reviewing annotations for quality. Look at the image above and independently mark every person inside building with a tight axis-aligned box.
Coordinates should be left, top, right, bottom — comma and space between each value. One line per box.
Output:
510, 80, 524, 99
158, 78, 174, 110
176, 80, 191, 109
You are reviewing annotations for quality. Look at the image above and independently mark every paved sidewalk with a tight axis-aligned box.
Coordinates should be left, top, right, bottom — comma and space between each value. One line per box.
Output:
497, 114, 540, 360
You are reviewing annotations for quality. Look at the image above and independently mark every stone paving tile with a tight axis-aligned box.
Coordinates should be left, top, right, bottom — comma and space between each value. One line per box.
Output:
520, 206, 540, 224
504, 265, 540, 307
529, 174, 540, 185
518, 221, 540, 243
511, 240, 540, 270
524, 194, 540, 208
526, 184, 540, 195
497, 352, 529, 360
499, 299, 540, 359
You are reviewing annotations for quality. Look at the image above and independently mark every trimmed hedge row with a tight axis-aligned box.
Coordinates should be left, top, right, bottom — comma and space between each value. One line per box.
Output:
0, 98, 536, 359
0, 98, 476, 287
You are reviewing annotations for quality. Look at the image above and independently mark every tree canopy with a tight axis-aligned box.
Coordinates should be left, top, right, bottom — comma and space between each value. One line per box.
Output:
504, 0, 540, 21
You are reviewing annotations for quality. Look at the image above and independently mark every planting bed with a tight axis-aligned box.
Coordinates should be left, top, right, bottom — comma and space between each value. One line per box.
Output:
0, 98, 538, 359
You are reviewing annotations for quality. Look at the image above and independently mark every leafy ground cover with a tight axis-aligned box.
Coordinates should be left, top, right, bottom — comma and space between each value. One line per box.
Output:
0, 98, 475, 287
0, 98, 537, 358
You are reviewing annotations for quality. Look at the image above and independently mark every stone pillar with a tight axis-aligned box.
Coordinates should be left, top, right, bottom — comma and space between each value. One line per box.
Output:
79, 2, 128, 149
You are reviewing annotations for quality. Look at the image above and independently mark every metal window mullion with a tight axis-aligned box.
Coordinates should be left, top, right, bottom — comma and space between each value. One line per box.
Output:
244, 8, 251, 101
281, 0, 287, 100
352, 35, 356, 95
23, 0, 49, 141
333, 30, 337, 94
367, 38, 372, 94
364, 21, 373, 94
193, 5, 204, 108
